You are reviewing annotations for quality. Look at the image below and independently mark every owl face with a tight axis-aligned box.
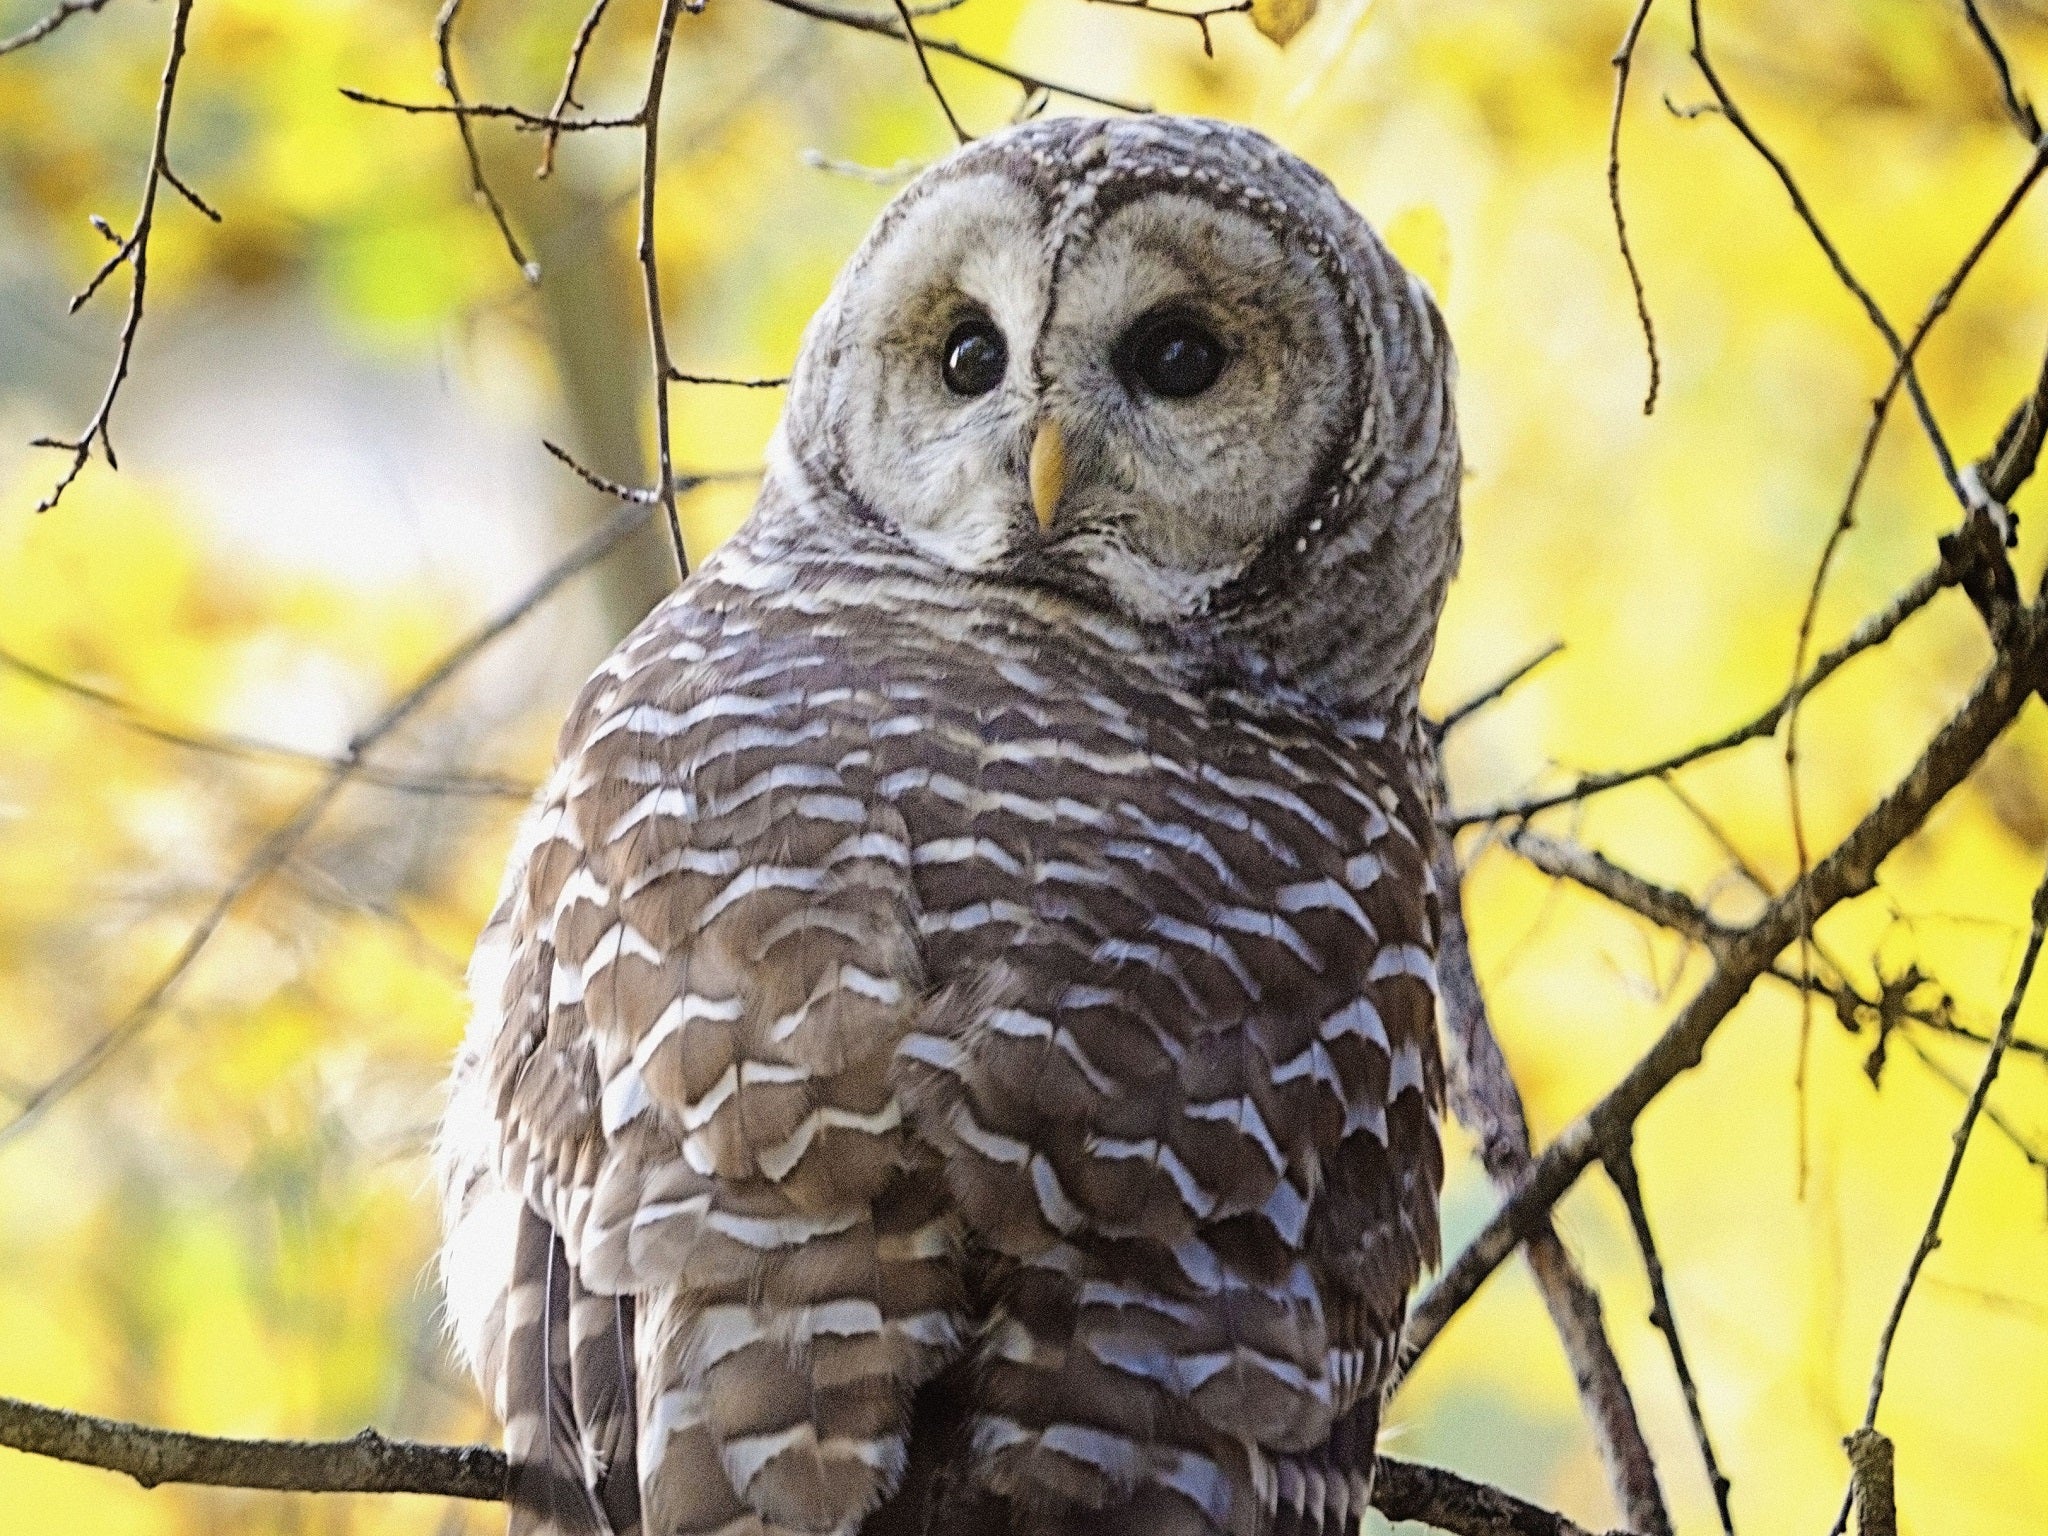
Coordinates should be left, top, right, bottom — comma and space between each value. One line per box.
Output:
787, 123, 1369, 624
777, 116, 1460, 718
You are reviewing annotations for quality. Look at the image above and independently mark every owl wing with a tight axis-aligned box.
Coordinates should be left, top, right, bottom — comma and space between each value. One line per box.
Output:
442, 621, 961, 1536
885, 705, 1444, 1536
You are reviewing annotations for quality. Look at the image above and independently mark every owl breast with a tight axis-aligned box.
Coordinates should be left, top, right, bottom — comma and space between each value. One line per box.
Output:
539, 517, 1442, 1534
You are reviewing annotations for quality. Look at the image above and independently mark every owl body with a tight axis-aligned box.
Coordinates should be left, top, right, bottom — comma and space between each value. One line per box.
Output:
440, 115, 1459, 1536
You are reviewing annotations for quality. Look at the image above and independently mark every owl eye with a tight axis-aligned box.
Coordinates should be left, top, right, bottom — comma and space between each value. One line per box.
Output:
941, 317, 1008, 397
1123, 312, 1227, 399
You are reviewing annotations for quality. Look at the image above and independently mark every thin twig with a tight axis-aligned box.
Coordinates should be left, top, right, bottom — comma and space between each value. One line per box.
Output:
800, 148, 927, 184
339, 87, 639, 133
1821, 864, 2048, 1536
540, 438, 755, 504
0, 643, 531, 799
29, 0, 202, 513
755, 0, 1150, 115
1852, 856, 2048, 1428
1080, 0, 1252, 59
1436, 641, 1565, 735
1432, 821, 1675, 1536
668, 370, 791, 388
1781, 136, 2048, 719
1657, 773, 1773, 899
0, 500, 670, 1150
1686, 0, 1961, 499
1776, 140, 2048, 1148
1897, 1030, 2048, 1210
1683, 0, 2035, 1187
432, 0, 539, 281
0, 0, 113, 57
890, 0, 969, 142
1607, 0, 1662, 414
1502, 827, 1732, 953
1605, 1140, 1737, 1536
635, 0, 696, 573
1449, 564, 1951, 828
539, 0, 615, 177
1959, 0, 2042, 144
1404, 598, 2048, 1374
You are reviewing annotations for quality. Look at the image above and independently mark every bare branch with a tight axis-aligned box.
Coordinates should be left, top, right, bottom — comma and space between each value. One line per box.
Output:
1959, 0, 2042, 144
1605, 1142, 1737, 1536
28, 0, 202, 513
0, 499, 672, 1149
1502, 826, 1732, 952
1778, 140, 2048, 1089
0, 642, 531, 800
540, 438, 756, 505
1848, 854, 2048, 1444
1685, 0, 1961, 499
432, 0, 540, 281
1373, 1456, 1619, 1536
0, 1393, 1608, 1536
1607, 0, 1662, 413
338, 87, 639, 133
754, 0, 1150, 115
1080, 0, 1253, 60
539, 0, 616, 177
669, 370, 792, 388
635, 0, 699, 574
1840, 1428, 1896, 1536
0, 0, 113, 57
1436, 641, 1565, 736
890, 0, 969, 143
1449, 565, 1951, 828
1407, 596, 2048, 1371
1432, 821, 1674, 1536
0, 1396, 504, 1501
1896, 1030, 2048, 1209
1973, 328, 2048, 514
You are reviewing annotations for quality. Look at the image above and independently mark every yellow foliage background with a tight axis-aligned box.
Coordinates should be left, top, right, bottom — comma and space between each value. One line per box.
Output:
2, 1, 2046, 1532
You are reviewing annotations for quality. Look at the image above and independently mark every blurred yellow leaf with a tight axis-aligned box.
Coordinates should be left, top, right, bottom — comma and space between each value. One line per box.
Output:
1251, 0, 1317, 47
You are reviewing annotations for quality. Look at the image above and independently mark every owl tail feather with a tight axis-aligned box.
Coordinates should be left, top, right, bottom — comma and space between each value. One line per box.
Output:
1264, 1398, 1379, 1536
505, 1207, 643, 1536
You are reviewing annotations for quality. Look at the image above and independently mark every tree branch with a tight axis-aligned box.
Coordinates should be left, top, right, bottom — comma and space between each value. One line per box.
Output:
1606, 0, 1661, 413
1406, 592, 2048, 1371
1432, 821, 1674, 1536
1825, 854, 2048, 1533
634, 0, 697, 575
1448, 565, 1952, 828
26, 0, 208, 513
0, 1394, 1611, 1536
0, 642, 532, 800
753, 0, 1149, 115
0, 0, 114, 57
0, 498, 676, 1149
1605, 1141, 1737, 1536
0, 1397, 504, 1500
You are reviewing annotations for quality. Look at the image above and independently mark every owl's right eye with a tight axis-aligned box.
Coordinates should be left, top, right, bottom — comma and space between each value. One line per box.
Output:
941, 317, 1007, 397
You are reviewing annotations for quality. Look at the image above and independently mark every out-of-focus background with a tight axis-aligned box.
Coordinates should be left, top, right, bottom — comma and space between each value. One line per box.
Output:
2, 1, 2045, 1531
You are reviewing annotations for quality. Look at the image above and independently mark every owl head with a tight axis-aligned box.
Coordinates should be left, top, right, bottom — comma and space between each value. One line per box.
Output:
771, 114, 1461, 724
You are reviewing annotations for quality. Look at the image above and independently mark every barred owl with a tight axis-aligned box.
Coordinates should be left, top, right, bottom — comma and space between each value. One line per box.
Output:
438, 114, 1460, 1536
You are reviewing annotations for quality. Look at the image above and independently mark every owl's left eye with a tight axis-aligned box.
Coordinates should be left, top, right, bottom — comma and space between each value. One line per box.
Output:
1121, 311, 1227, 399
942, 317, 1008, 397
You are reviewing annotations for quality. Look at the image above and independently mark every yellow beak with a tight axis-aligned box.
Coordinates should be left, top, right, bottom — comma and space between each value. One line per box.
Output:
1029, 419, 1065, 532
